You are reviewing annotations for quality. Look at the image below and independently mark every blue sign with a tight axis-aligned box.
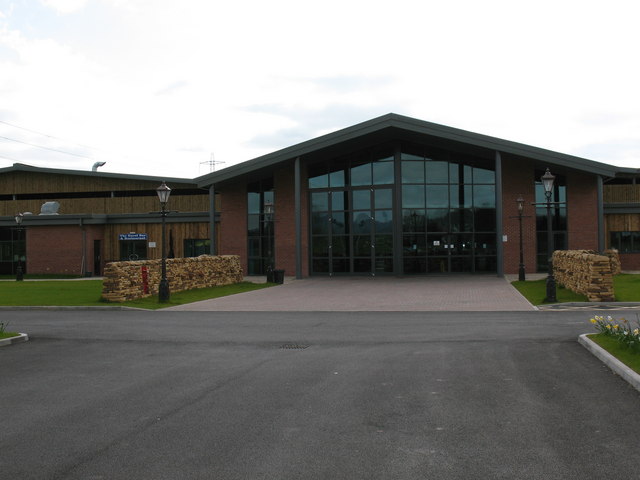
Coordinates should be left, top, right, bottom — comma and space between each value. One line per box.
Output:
119, 233, 148, 241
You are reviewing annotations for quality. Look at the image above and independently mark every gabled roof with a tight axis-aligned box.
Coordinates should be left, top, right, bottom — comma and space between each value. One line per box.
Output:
0, 163, 195, 184
196, 113, 624, 187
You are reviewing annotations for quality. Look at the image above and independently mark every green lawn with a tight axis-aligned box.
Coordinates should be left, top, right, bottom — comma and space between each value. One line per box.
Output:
588, 333, 640, 375
612, 274, 640, 302
0, 280, 274, 309
511, 279, 589, 305
512, 274, 640, 305
0, 331, 20, 339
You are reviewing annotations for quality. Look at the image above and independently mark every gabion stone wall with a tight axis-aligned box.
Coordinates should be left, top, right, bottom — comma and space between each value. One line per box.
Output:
553, 250, 615, 302
101, 255, 243, 302
604, 249, 622, 275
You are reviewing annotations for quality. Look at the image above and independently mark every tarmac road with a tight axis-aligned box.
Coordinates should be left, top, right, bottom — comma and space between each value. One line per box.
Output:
1, 310, 639, 479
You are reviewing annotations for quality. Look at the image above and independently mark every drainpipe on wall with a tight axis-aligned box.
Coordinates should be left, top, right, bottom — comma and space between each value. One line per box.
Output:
80, 217, 86, 276
495, 151, 504, 278
597, 175, 604, 253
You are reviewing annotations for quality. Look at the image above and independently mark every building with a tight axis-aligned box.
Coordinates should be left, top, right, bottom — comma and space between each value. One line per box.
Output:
1, 113, 640, 277
0, 163, 213, 276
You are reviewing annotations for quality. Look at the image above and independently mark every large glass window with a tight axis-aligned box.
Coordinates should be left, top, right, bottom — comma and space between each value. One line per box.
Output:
247, 179, 275, 275
184, 239, 210, 257
535, 171, 567, 271
400, 146, 496, 273
610, 231, 640, 253
309, 142, 497, 274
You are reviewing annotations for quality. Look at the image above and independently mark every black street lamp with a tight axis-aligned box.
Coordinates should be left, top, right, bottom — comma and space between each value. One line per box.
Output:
516, 196, 526, 282
14, 213, 24, 281
264, 200, 275, 277
156, 181, 171, 302
541, 168, 557, 302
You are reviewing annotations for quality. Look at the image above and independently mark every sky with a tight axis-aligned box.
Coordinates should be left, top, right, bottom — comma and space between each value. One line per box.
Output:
0, 0, 639, 179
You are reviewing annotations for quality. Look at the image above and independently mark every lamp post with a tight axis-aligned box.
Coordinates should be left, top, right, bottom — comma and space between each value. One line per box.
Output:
516, 196, 526, 282
14, 213, 24, 281
264, 200, 274, 277
541, 168, 557, 302
156, 182, 171, 302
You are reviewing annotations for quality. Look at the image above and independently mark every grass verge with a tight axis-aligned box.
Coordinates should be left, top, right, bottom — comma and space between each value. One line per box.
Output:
511, 279, 589, 305
588, 333, 640, 375
0, 280, 274, 309
0, 332, 20, 339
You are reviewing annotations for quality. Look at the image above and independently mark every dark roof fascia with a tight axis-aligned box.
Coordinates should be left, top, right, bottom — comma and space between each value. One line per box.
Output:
196, 114, 399, 187
0, 163, 195, 185
603, 203, 640, 214
0, 212, 212, 227
196, 113, 622, 187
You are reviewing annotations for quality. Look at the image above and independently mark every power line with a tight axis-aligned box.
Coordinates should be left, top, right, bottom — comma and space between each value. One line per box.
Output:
0, 134, 94, 159
0, 119, 104, 153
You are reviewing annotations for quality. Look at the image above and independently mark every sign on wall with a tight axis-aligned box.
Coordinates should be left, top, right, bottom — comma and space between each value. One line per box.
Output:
119, 233, 148, 241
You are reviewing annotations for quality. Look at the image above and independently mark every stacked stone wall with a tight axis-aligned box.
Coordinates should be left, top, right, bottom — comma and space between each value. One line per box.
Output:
553, 250, 614, 302
101, 255, 243, 302
604, 249, 622, 275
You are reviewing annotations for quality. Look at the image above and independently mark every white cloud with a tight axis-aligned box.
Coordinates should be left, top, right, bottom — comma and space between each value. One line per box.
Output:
0, 0, 639, 176
39, 0, 88, 15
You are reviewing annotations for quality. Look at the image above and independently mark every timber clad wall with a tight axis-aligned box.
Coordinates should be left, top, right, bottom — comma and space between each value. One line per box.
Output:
0, 171, 209, 215
103, 222, 212, 263
604, 185, 640, 203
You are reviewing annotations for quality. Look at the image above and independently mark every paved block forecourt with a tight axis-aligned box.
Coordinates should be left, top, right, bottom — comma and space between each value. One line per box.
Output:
164, 275, 536, 311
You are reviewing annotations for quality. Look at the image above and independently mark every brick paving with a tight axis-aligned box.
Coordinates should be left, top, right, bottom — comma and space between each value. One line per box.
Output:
164, 275, 536, 312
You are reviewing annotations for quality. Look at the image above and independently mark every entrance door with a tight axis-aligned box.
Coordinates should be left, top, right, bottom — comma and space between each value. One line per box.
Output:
310, 187, 394, 275
93, 240, 101, 276
424, 233, 474, 273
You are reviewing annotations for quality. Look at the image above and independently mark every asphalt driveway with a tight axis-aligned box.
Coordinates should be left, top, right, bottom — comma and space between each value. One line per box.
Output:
2, 310, 639, 479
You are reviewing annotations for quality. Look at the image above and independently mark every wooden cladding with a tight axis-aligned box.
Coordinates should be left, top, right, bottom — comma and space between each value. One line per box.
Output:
103, 222, 216, 264
0, 171, 187, 194
0, 194, 210, 216
605, 214, 640, 234
604, 185, 640, 204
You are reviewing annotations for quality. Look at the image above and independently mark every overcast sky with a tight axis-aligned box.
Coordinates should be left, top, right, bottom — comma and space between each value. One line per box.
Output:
1, 0, 639, 179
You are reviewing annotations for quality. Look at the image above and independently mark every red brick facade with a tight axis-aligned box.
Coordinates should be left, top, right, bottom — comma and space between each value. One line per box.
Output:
218, 180, 247, 271
501, 157, 538, 276
25, 224, 104, 275
567, 171, 599, 251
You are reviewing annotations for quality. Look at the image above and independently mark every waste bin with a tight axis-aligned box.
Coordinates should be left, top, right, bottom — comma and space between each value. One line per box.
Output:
266, 268, 274, 283
272, 269, 285, 284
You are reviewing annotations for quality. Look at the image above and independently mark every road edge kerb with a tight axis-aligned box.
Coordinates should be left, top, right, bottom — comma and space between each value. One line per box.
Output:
0, 306, 145, 311
0, 333, 29, 347
578, 333, 640, 393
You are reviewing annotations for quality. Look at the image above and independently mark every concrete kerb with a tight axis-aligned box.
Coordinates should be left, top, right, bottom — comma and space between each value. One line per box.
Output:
579, 334, 640, 393
0, 333, 29, 347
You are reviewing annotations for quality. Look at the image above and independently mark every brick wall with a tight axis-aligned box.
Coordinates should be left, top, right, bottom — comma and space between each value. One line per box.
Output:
218, 181, 247, 273
27, 225, 85, 275
567, 171, 599, 250
101, 255, 243, 302
501, 156, 537, 275
274, 163, 295, 275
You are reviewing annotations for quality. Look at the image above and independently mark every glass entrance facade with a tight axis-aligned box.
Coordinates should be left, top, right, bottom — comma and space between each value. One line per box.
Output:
308, 142, 497, 275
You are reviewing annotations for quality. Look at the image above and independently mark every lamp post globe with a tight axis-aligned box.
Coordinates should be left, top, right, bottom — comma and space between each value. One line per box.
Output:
156, 182, 171, 302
